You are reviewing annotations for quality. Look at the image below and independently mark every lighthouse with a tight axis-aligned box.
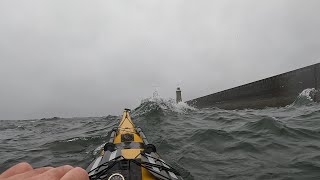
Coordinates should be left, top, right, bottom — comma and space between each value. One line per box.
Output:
176, 87, 182, 103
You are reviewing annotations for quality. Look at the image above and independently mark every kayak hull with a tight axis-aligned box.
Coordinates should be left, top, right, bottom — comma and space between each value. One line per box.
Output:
86, 109, 183, 180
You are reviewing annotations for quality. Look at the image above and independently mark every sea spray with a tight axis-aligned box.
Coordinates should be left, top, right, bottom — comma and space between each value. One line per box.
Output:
132, 95, 196, 117
289, 88, 317, 107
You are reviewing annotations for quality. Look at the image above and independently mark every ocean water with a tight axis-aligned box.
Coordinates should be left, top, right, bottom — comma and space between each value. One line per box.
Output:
1, 89, 320, 179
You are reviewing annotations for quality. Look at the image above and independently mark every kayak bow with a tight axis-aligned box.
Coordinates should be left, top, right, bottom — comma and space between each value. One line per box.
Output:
86, 109, 183, 180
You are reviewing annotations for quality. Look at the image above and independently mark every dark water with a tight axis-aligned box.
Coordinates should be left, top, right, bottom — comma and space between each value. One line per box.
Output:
1, 89, 320, 179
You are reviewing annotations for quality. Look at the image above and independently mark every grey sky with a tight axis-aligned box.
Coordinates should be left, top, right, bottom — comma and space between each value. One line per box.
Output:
0, 0, 319, 120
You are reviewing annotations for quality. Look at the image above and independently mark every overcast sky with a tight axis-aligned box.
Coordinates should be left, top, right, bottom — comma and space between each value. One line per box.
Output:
0, 0, 319, 120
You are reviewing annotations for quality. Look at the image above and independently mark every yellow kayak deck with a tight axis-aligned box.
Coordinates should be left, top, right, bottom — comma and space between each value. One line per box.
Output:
87, 109, 182, 180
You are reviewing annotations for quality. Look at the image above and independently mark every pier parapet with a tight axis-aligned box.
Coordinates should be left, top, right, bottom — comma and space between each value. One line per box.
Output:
186, 63, 320, 109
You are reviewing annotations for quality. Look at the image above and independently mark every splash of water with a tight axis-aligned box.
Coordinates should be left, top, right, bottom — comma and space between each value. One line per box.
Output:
133, 93, 196, 117
299, 88, 316, 101
290, 88, 317, 106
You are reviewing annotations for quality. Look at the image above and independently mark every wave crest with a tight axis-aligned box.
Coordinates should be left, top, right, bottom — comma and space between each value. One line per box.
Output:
241, 117, 320, 139
290, 88, 318, 106
132, 96, 196, 117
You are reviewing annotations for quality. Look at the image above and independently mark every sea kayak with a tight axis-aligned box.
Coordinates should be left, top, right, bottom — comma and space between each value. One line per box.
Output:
86, 109, 183, 180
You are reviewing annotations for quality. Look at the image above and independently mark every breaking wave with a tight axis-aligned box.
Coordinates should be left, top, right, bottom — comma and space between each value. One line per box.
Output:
132, 96, 196, 117
290, 88, 318, 106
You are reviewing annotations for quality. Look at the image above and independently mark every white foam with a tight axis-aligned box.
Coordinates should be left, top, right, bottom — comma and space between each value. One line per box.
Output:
298, 88, 316, 101
139, 95, 196, 114
287, 88, 317, 107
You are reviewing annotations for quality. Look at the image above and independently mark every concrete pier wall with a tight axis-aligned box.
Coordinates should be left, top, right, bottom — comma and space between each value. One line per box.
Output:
186, 63, 320, 109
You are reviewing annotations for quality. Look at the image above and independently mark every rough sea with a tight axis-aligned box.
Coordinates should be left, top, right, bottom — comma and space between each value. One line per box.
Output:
1, 89, 320, 180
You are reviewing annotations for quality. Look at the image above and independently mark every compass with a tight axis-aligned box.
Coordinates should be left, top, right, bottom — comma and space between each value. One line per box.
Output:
108, 173, 125, 180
